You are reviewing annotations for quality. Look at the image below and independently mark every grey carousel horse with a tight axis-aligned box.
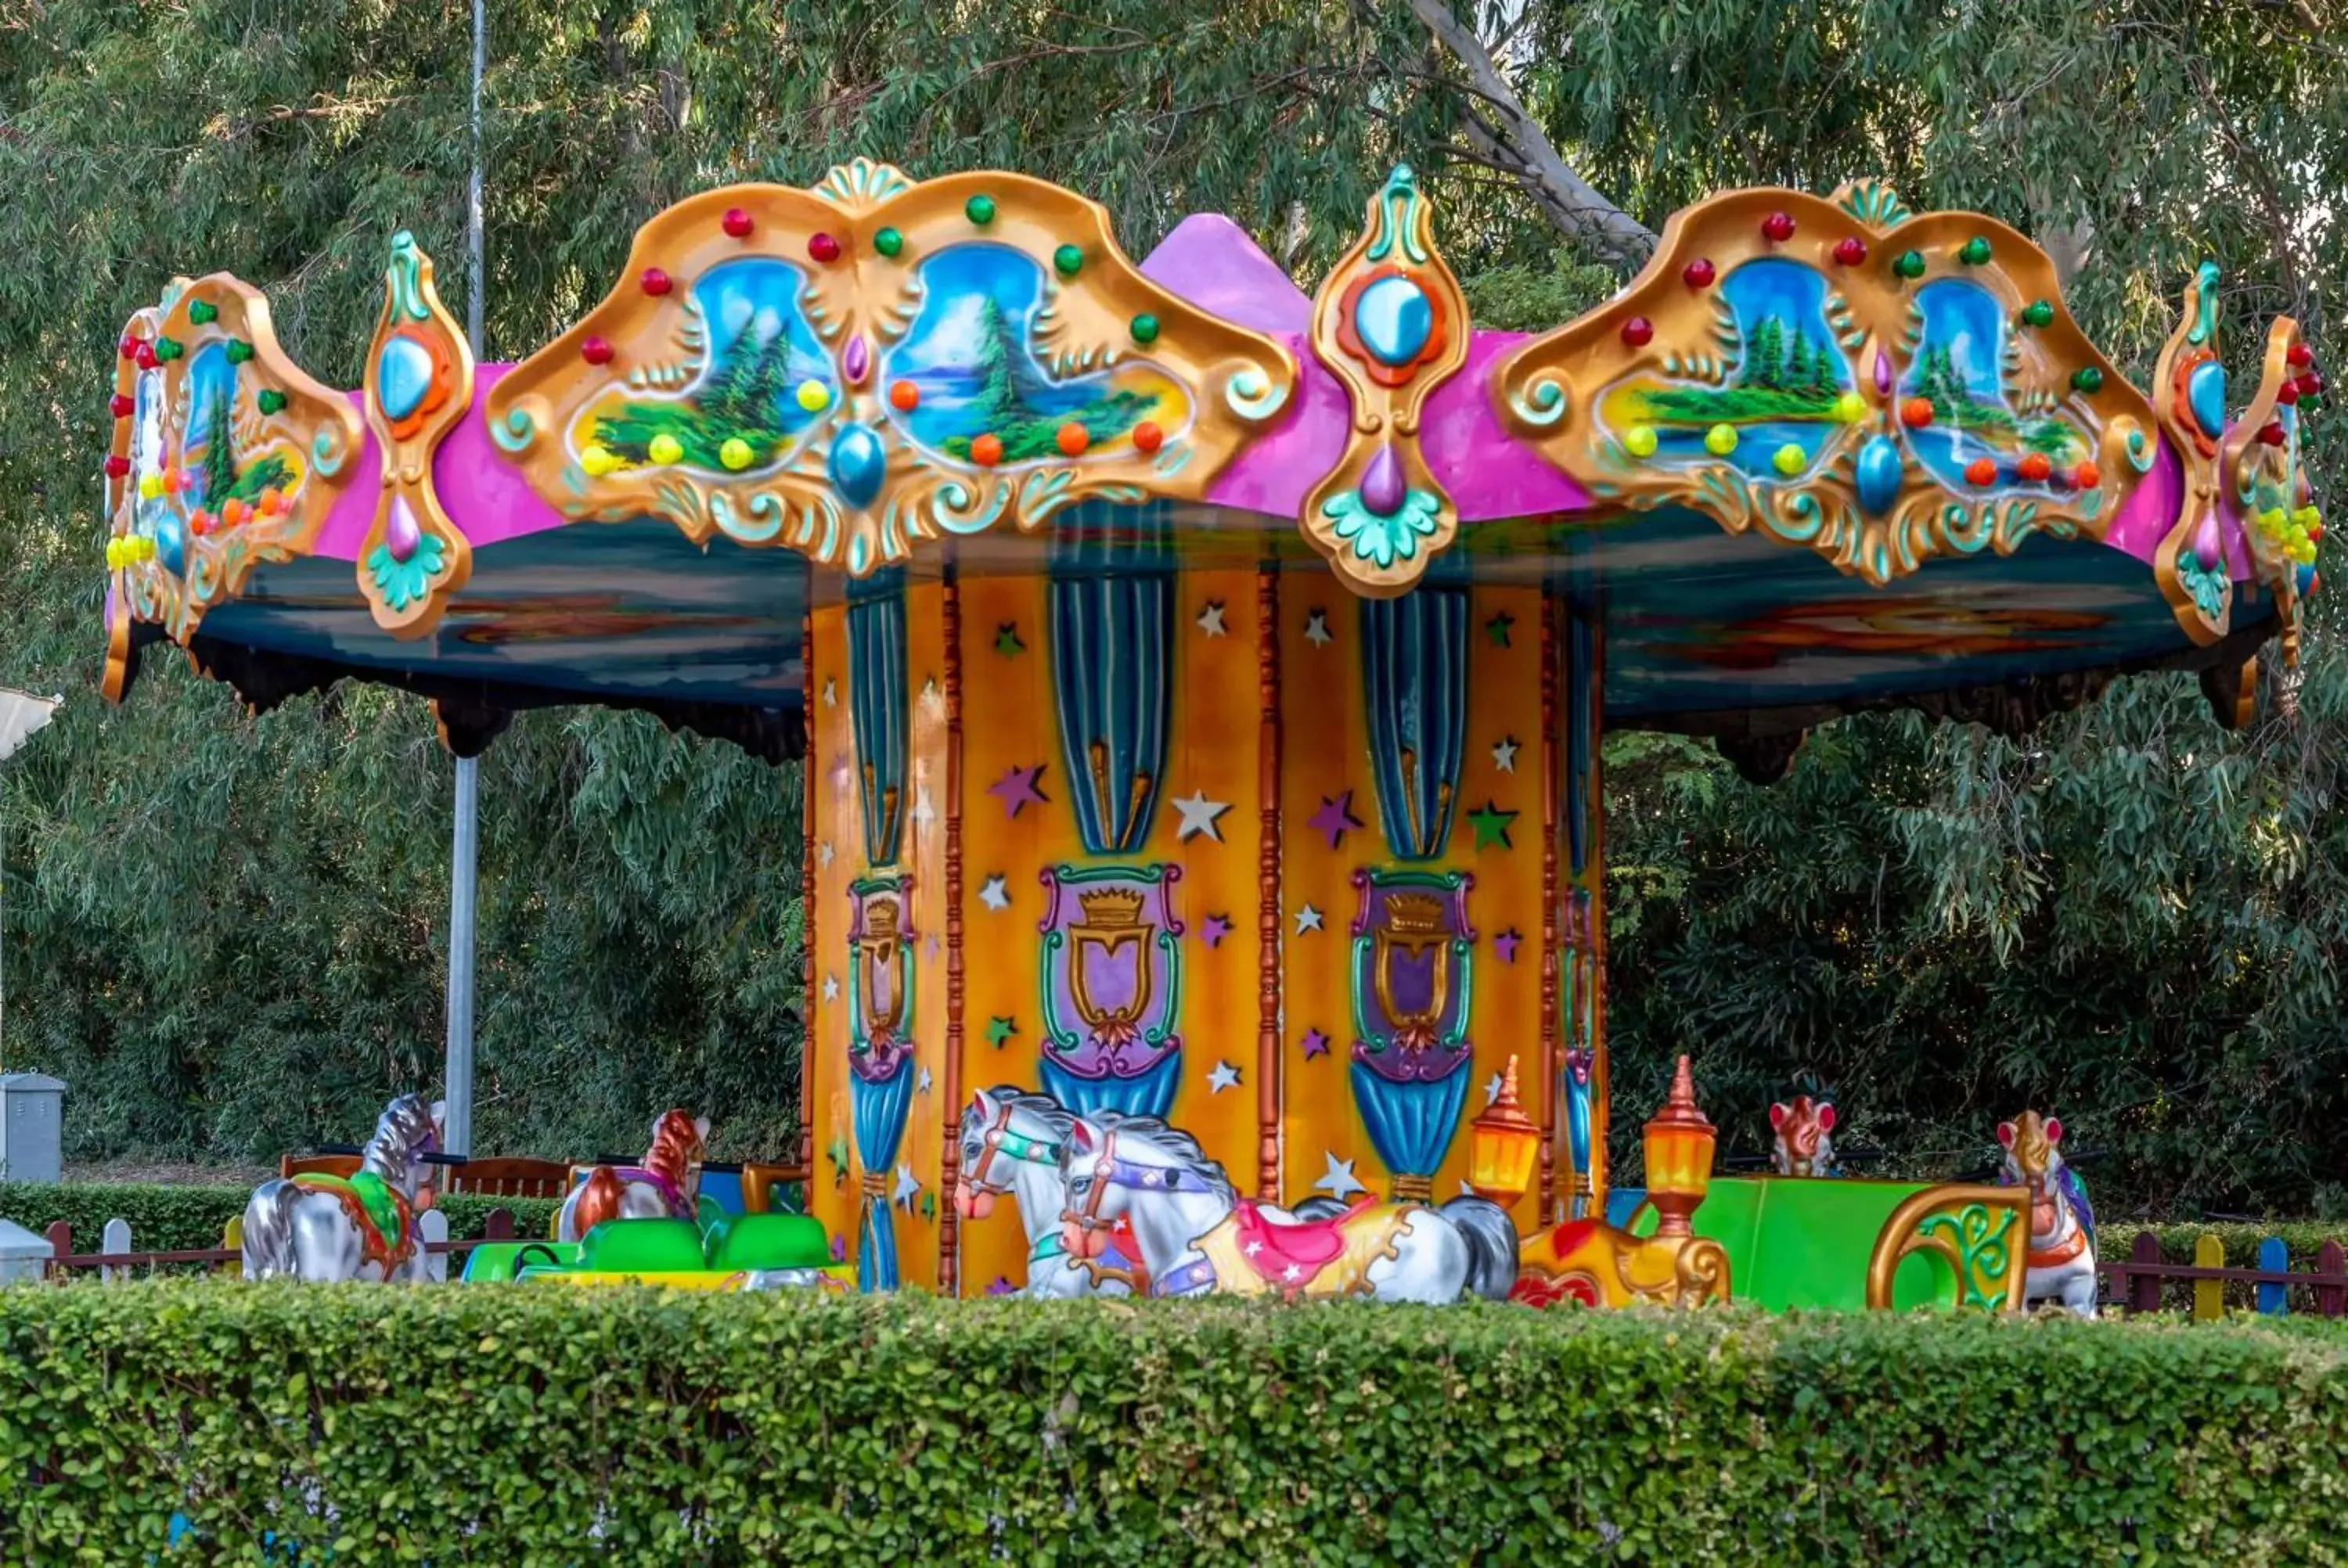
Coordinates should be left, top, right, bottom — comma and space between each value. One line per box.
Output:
241, 1095, 444, 1282
956, 1087, 1136, 1298
1058, 1112, 1518, 1304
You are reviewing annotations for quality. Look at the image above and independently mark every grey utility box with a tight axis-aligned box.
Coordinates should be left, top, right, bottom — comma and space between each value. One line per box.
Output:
0, 1218, 51, 1282
0, 1073, 65, 1184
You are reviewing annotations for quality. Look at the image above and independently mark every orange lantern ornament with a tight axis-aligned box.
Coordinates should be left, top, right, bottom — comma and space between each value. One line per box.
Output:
1467, 1055, 1540, 1206
1643, 1055, 1716, 1239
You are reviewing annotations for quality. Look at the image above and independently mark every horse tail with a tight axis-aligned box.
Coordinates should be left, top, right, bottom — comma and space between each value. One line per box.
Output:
1439, 1196, 1522, 1301
1291, 1196, 1349, 1221
241, 1180, 303, 1279
572, 1167, 625, 1240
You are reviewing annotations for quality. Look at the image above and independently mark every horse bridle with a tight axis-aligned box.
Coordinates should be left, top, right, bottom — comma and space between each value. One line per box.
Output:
1065, 1126, 1215, 1235
964, 1101, 1063, 1196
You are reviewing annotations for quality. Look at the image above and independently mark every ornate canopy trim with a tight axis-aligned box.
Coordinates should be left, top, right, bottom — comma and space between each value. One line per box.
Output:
2224, 318, 2324, 665
101, 275, 362, 698
358, 233, 477, 638
1495, 183, 2158, 587
482, 160, 1297, 580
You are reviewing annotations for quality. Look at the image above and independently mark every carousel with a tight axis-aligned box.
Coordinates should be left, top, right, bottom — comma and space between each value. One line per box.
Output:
95, 160, 2319, 1311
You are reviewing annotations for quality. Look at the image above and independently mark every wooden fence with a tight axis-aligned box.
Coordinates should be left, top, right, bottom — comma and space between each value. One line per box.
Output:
41, 1208, 517, 1282
2101, 1232, 2348, 1319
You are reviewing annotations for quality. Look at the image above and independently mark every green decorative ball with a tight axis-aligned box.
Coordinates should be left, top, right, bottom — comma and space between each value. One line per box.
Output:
1053, 244, 1084, 278
1893, 250, 1926, 280
257, 389, 287, 415
2022, 300, 2054, 329
965, 195, 997, 226
188, 300, 217, 326
225, 340, 254, 365
2071, 366, 2105, 394
1960, 236, 1993, 265
1130, 313, 1160, 344
873, 227, 903, 258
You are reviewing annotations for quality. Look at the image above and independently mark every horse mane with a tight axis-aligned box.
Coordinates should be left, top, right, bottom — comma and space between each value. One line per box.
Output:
643, 1110, 705, 1186
361, 1095, 437, 1181
1087, 1113, 1235, 1203
974, 1086, 1078, 1141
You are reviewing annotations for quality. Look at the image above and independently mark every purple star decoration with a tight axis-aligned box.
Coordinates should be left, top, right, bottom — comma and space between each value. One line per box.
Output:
1301, 1028, 1331, 1060
987, 763, 1049, 819
986, 1275, 1017, 1296
1202, 913, 1233, 949
1308, 789, 1363, 850
1495, 929, 1522, 963
830, 1234, 848, 1262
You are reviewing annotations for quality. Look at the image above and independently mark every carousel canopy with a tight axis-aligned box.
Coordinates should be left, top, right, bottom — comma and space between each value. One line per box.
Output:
97, 163, 2321, 764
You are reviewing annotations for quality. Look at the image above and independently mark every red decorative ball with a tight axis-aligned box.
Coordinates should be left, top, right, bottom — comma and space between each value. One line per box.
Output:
2288, 343, 2315, 369
104, 455, 131, 479
1900, 397, 1936, 429
1133, 421, 1165, 454
808, 232, 842, 264
2299, 373, 2327, 398
1964, 457, 1997, 487
118, 335, 140, 360
135, 343, 158, 370
888, 380, 920, 412
1761, 211, 1796, 243
640, 267, 673, 297
722, 207, 753, 239
110, 394, 135, 419
582, 336, 615, 366
1682, 258, 1716, 289
2018, 451, 2053, 483
1620, 316, 1655, 348
1832, 236, 1867, 267
2278, 380, 2302, 405
2257, 420, 2288, 446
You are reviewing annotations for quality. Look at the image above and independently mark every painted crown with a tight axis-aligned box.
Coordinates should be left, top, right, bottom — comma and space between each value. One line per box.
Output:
1077, 886, 1148, 927
1385, 893, 1447, 935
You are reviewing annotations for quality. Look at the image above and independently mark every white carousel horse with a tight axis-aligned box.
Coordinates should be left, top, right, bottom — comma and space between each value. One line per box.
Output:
1057, 1112, 1518, 1304
558, 1109, 709, 1243
956, 1087, 1136, 1298
241, 1095, 443, 1282
1769, 1095, 1838, 1177
1997, 1109, 2099, 1317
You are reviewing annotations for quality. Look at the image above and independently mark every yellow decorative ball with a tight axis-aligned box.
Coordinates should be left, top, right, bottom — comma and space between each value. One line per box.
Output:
1834, 392, 1867, 423
720, 437, 754, 471
139, 474, 164, 501
648, 433, 683, 466
1623, 425, 1658, 459
795, 379, 832, 413
105, 539, 124, 569
580, 444, 618, 477
2292, 505, 2322, 532
1772, 443, 1806, 477
1704, 423, 1739, 456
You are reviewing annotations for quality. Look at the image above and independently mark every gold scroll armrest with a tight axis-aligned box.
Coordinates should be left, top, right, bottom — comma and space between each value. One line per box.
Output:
1865, 1184, 2028, 1312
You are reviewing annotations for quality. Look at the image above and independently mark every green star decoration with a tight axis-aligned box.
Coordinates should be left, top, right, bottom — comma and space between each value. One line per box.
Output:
994, 621, 1025, 657
920, 1191, 938, 1221
826, 1135, 851, 1186
1468, 800, 1518, 851
1485, 611, 1514, 649
987, 1015, 1018, 1048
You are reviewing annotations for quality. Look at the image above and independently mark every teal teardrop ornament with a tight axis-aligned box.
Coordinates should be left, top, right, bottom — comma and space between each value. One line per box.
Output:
2188, 361, 2227, 440
1856, 435, 1903, 516
828, 423, 888, 509
376, 336, 434, 423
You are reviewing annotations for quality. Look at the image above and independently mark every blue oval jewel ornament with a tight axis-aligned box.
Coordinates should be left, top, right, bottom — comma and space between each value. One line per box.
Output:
376, 336, 434, 423
828, 423, 888, 509
1352, 275, 1432, 367
2188, 361, 2227, 440
1856, 435, 1904, 516
154, 512, 187, 577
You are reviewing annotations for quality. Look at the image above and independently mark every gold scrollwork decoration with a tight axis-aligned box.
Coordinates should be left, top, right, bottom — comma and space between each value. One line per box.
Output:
359, 232, 477, 638
2223, 317, 2321, 667
101, 275, 363, 691
1299, 164, 1475, 597
1496, 185, 2156, 588
1864, 1183, 2029, 1312
2150, 262, 2235, 646
483, 161, 1296, 580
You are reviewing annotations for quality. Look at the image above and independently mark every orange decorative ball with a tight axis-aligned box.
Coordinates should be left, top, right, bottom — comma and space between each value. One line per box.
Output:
2018, 451, 2053, 483
888, 380, 920, 412
189, 509, 212, 536
221, 498, 248, 527
1964, 458, 1997, 487
971, 433, 1003, 466
1900, 397, 1935, 429
1056, 422, 1090, 457
258, 487, 283, 516
2073, 461, 2100, 490
1133, 421, 1165, 455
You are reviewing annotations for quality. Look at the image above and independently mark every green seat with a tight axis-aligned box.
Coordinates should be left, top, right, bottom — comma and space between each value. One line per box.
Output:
704, 1212, 830, 1272
1633, 1176, 1969, 1311
461, 1240, 579, 1283
576, 1217, 708, 1273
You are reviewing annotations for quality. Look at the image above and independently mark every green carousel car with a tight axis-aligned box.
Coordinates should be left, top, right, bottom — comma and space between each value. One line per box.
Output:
462, 1210, 847, 1291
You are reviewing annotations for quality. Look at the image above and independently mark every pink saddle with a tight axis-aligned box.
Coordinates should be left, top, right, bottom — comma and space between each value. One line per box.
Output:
1232, 1197, 1377, 1285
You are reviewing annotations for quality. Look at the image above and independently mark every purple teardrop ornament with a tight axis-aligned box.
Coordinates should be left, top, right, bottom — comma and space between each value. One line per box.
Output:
387, 495, 422, 564
1873, 349, 1893, 396
2192, 512, 2223, 572
843, 335, 870, 387
1360, 444, 1406, 516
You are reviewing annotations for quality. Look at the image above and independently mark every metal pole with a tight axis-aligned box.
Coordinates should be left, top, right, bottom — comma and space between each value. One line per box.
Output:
441, 0, 488, 1157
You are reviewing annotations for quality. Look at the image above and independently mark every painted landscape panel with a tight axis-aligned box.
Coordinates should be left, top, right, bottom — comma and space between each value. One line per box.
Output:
1900, 279, 2091, 489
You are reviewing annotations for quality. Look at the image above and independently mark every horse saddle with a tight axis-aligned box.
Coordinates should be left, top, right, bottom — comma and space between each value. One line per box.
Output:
291, 1171, 415, 1271
1231, 1197, 1378, 1286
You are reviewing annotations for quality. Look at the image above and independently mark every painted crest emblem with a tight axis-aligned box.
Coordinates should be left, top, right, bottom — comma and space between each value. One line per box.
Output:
1038, 865, 1183, 1117
848, 876, 914, 1083
1350, 869, 1474, 1081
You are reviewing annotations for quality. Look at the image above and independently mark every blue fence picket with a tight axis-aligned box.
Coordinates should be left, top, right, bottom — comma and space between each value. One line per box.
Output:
2256, 1236, 2291, 1315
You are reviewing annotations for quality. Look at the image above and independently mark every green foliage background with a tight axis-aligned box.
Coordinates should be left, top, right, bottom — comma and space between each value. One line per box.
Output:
4, 1289, 2346, 1561
0, 2, 2343, 1213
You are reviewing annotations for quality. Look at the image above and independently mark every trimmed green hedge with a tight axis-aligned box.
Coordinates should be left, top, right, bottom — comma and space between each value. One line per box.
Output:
2, 1289, 2345, 1563
0, 1181, 560, 1252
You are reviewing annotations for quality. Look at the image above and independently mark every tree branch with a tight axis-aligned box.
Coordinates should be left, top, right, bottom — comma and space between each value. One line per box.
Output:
1398, 0, 1655, 264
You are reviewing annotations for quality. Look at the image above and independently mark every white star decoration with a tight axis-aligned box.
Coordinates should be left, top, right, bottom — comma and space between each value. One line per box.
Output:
1459, 1179, 1477, 1198
822, 973, 840, 1002
818, 840, 835, 869
910, 786, 937, 829
1295, 903, 1324, 935
1207, 1060, 1241, 1094
1197, 601, 1227, 637
1283, 1264, 1303, 1282
829, 755, 852, 797
893, 1164, 920, 1210
1491, 737, 1519, 773
823, 678, 837, 708
1172, 789, 1233, 843
1315, 1153, 1367, 1203
979, 875, 1011, 912
1485, 1073, 1504, 1106
918, 1066, 934, 1094
920, 677, 945, 717
1304, 610, 1333, 648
